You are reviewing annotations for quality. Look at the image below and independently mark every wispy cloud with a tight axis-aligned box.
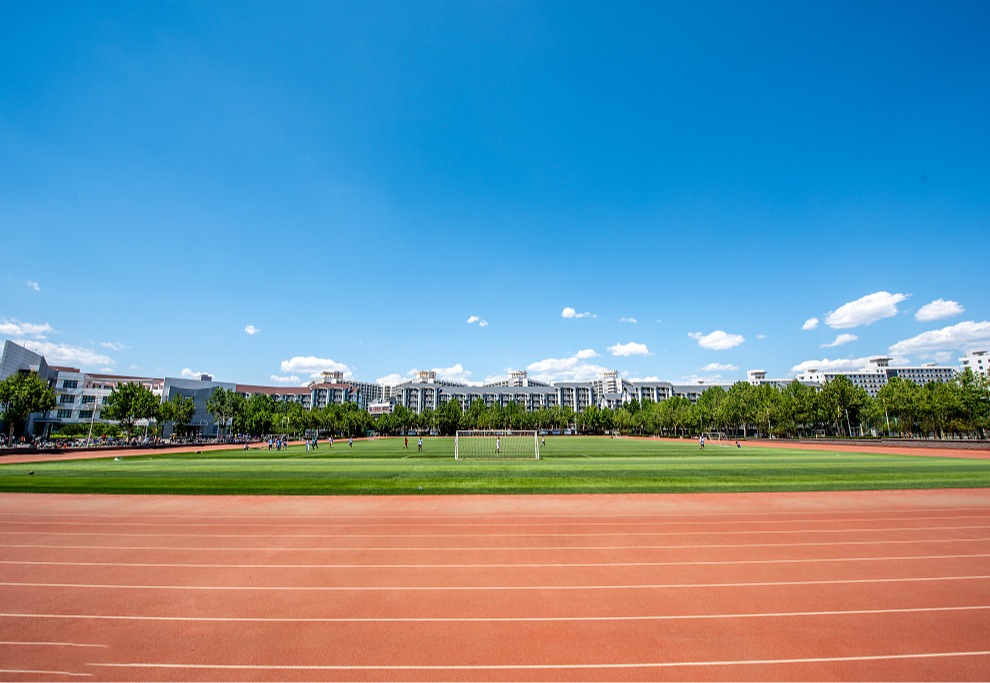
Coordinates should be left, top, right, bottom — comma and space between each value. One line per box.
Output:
269, 374, 301, 384
802, 317, 819, 331
466, 315, 488, 327
619, 317, 638, 324
16, 341, 113, 368
700, 362, 738, 372
26, 280, 40, 292
100, 341, 128, 352
0, 319, 53, 339
244, 324, 261, 335
821, 333, 858, 348
825, 291, 907, 329
688, 330, 745, 350
915, 299, 964, 322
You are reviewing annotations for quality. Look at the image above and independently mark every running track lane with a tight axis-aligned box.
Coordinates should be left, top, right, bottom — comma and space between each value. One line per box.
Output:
1, 490, 989, 681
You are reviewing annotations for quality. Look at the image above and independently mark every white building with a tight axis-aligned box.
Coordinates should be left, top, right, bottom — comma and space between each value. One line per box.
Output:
960, 350, 989, 377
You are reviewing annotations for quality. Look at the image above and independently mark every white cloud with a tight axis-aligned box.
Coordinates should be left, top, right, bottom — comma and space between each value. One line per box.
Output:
756, 334, 767, 340
561, 307, 594, 319
180, 368, 211, 379
100, 341, 127, 352
244, 325, 261, 335
432, 363, 478, 385
575, 348, 599, 359
915, 299, 964, 322
889, 320, 990, 357
790, 357, 875, 375
688, 330, 745, 350
280, 355, 350, 377
466, 316, 488, 327
26, 280, 40, 292
375, 373, 407, 386
15, 340, 112, 367
269, 374, 301, 385
0, 319, 53, 339
802, 317, 819, 331
825, 291, 908, 329
680, 374, 724, 384
700, 362, 738, 372
619, 317, 638, 324
821, 333, 858, 348
527, 354, 609, 383
607, 341, 651, 357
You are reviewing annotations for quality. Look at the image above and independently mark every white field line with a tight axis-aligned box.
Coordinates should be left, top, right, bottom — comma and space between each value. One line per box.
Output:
87, 650, 990, 671
0, 669, 90, 678
3, 575, 989, 592
2, 503, 988, 523
2, 605, 988, 623
3, 536, 989, 552
3, 524, 990, 539
0, 641, 108, 648
2, 553, 989, 570
2, 513, 988, 529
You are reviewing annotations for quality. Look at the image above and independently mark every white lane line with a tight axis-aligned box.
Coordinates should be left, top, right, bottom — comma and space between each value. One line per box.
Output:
3, 575, 989, 591
0, 641, 107, 648
0, 669, 90, 677
4, 605, 989, 623
88, 650, 990, 671
4, 503, 988, 522
4, 513, 989, 529
2, 553, 989, 569
4, 537, 990, 552
3, 524, 989, 538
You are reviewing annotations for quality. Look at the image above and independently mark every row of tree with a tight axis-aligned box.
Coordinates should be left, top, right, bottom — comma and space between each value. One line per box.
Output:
3, 369, 989, 443
197, 370, 990, 440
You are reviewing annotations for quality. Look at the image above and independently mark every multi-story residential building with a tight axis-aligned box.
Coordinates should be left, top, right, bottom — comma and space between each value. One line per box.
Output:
796, 357, 958, 398
960, 350, 989, 377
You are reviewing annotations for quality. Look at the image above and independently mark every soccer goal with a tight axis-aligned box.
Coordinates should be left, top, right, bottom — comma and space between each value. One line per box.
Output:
701, 431, 730, 447
454, 430, 540, 460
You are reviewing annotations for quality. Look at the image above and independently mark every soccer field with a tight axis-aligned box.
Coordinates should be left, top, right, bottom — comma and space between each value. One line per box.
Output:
2, 436, 989, 495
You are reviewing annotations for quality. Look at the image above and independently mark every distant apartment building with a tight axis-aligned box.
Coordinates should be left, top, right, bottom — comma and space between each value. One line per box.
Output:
960, 350, 989, 377
796, 357, 957, 397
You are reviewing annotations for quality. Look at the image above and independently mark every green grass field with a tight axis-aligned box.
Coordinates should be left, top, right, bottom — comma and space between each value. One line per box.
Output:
2, 436, 989, 495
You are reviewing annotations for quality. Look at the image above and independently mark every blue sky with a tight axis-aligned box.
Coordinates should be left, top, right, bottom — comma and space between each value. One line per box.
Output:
2, 1, 989, 388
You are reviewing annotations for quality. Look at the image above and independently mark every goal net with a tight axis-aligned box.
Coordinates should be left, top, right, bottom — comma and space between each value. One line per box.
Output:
454, 430, 540, 460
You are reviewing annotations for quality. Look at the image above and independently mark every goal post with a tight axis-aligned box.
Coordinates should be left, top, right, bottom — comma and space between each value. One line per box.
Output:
454, 430, 540, 460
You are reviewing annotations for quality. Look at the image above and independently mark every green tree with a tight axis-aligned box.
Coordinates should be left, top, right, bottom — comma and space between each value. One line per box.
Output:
158, 394, 195, 437
102, 382, 160, 439
0, 372, 57, 440
239, 393, 276, 437
206, 387, 244, 439
435, 399, 463, 435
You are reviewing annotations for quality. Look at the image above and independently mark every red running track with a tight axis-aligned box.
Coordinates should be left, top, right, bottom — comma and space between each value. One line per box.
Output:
1, 490, 990, 681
